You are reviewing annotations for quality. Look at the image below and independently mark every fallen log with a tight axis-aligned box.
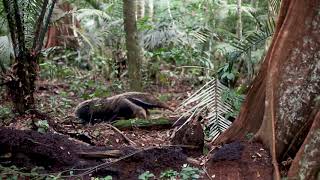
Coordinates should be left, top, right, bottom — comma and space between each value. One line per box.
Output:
0, 127, 111, 171
112, 117, 173, 130
0, 128, 190, 179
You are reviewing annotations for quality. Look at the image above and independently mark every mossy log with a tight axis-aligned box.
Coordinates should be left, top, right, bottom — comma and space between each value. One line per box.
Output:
112, 118, 172, 130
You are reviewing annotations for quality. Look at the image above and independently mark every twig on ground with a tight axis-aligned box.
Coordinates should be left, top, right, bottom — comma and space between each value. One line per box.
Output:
203, 166, 213, 180
106, 123, 137, 146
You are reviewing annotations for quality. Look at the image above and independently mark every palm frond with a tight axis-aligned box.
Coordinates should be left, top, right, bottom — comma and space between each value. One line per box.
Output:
2, 0, 57, 57
72, 27, 106, 49
0, 36, 13, 73
82, 0, 101, 10
269, 0, 281, 16
175, 78, 234, 141
230, 16, 275, 55
76, 8, 111, 22
142, 23, 184, 50
187, 27, 211, 45
143, 22, 210, 50
23, 0, 44, 49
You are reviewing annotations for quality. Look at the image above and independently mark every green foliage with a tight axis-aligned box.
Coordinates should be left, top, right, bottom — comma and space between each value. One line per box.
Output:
39, 61, 75, 80
139, 164, 203, 180
2, 0, 272, 90
245, 132, 255, 140
69, 78, 112, 99
158, 93, 171, 102
221, 88, 245, 118
47, 95, 71, 114
91, 176, 113, 180
160, 169, 179, 179
0, 105, 13, 122
0, 165, 62, 180
138, 171, 155, 180
218, 62, 238, 84
33, 0, 273, 93
180, 164, 202, 180
230, 16, 275, 56
35, 120, 49, 133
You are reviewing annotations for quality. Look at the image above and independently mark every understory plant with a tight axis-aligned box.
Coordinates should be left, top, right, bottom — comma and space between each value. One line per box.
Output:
139, 164, 203, 180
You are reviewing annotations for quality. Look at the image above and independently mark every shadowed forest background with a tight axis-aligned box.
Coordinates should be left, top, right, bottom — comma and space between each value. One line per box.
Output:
0, 0, 319, 179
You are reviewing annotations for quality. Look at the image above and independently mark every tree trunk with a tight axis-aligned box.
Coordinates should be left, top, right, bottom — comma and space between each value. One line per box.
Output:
137, 0, 145, 19
287, 111, 320, 179
236, 0, 242, 39
45, 1, 80, 49
145, 0, 154, 20
214, 0, 320, 179
166, 0, 173, 21
6, 55, 38, 113
123, 0, 143, 91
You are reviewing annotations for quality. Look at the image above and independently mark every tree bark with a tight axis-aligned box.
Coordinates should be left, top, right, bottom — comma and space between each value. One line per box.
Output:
287, 111, 320, 180
214, 0, 320, 179
45, 1, 80, 49
123, 0, 143, 91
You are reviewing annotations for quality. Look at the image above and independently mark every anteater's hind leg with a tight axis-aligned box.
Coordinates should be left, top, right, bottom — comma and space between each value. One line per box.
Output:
116, 97, 148, 119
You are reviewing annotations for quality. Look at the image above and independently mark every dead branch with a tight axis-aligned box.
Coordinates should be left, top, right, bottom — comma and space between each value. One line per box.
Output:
203, 166, 213, 180
106, 123, 137, 146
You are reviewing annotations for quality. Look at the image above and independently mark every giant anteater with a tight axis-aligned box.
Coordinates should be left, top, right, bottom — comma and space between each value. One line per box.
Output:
74, 92, 173, 124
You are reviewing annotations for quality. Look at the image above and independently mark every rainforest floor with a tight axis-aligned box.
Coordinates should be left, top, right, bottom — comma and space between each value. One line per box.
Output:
0, 78, 274, 179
